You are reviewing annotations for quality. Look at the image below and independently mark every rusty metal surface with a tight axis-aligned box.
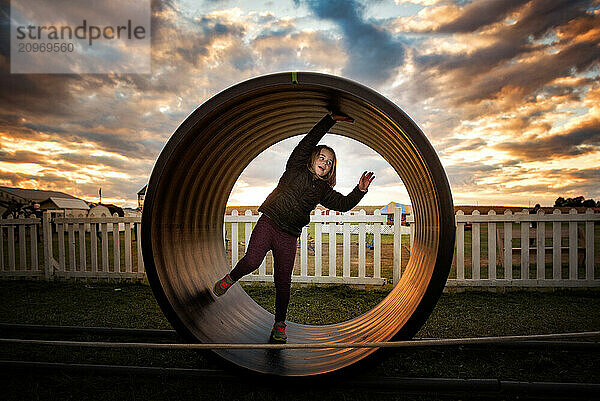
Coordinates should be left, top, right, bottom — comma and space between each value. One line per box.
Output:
141, 72, 455, 376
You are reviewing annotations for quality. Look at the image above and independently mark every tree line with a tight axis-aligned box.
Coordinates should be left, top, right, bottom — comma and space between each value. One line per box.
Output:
554, 196, 599, 208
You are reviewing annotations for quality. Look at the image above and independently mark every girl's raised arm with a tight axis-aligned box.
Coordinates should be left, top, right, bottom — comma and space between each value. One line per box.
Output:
286, 114, 336, 170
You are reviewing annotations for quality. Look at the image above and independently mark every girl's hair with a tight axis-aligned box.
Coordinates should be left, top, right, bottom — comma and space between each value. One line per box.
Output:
308, 145, 337, 187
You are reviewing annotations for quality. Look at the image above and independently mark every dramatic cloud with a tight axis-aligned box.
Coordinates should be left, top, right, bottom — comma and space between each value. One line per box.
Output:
0, 0, 598, 207
296, 0, 405, 85
495, 119, 600, 161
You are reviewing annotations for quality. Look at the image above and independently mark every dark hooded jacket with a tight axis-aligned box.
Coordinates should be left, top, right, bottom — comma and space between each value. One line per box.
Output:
258, 114, 366, 237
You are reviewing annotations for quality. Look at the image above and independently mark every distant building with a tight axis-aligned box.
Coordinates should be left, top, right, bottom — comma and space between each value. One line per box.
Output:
380, 202, 412, 225
39, 197, 90, 215
0, 186, 88, 217
137, 185, 147, 211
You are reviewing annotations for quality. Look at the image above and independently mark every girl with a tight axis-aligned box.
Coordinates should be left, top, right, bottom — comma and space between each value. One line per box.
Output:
213, 113, 375, 343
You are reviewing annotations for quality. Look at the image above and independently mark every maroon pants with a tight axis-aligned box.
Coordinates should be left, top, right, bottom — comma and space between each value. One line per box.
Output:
229, 214, 298, 322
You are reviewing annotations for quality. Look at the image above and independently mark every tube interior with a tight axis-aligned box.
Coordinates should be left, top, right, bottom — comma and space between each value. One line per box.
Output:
142, 72, 455, 376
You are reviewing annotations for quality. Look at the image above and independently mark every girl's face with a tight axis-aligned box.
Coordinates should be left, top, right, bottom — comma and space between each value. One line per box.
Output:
313, 148, 334, 177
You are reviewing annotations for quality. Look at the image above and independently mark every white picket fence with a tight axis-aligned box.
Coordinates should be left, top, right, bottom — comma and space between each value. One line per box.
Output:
224, 209, 409, 286
1, 208, 598, 288
0, 212, 145, 280
451, 208, 599, 288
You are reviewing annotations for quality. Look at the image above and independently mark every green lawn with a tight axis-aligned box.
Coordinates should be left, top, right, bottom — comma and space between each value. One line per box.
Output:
0, 280, 599, 400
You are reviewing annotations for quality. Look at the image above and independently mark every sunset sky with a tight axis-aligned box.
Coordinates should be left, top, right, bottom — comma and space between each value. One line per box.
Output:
1, 0, 599, 208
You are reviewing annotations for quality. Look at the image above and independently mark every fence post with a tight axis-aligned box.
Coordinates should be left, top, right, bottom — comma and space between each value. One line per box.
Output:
301, 225, 308, 278
536, 209, 545, 280
314, 209, 322, 277
488, 210, 496, 280
42, 211, 52, 280
503, 210, 512, 279
373, 209, 381, 279
18, 214, 26, 270
113, 213, 120, 273
585, 208, 594, 280
231, 210, 239, 268
343, 213, 350, 278
472, 210, 480, 280
393, 208, 401, 285
521, 209, 529, 280
456, 211, 464, 280
568, 208, 578, 278
328, 216, 336, 278
30, 214, 39, 272
552, 209, 561, 280
358, 209, 366, 280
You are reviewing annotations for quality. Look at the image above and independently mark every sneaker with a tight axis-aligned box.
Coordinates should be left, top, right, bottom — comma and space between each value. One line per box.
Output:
213, 274, 234, 296
269, 321, 287, 343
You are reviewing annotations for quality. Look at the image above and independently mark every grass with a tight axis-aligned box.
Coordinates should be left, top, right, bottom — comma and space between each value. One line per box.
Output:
0, 280, 599, 400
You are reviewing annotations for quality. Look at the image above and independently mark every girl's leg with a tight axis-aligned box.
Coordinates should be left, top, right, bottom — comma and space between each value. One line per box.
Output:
272, 233, 298, 322
229, 216, 273, 281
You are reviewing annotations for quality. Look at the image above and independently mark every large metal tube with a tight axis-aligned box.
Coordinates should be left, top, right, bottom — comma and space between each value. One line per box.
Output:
141, 72, 455, 376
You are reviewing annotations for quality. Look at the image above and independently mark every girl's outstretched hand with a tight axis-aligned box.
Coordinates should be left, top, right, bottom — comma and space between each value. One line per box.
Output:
358, 171, 375, 192
331, 112, 354, 123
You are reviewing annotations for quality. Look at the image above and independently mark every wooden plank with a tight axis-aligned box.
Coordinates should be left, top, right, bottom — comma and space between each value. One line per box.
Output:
455, 213, 600, 222
125, 222, 132, 273
328, 222, 336, 277
113, 217, 120, 273
68, 222, 76, 272
343, 220, 350, 277
552, 210, 561, 280
0, 217, 40, 225
301, 225, 308, 277
30, 223, 38, 271
504, 213, 512, 280
536, 218, 545, 280
231, 210, 238, 268
79, 222, 87, 272
58, 223, 66, 273
244, 211, 253, 274
258, 215, 266, 276
19, 218, 26, 270
520, 213, 529, 280
55, 216, 141, 224
393, 208, 402, 285
374, 210, 381, 279
8, 222, 15, 271
136, 222, 144, 273
244, 210, 252, 254
90, 223, 98, 274
101, 222, 109, 272
487, 212, 496, 280
456, 211, 464, 280
472, 211, 480, 280
585, 209, 594, 280
314, 210, 322, 277
309, 214, 386, 223
358, 210, 366, 279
